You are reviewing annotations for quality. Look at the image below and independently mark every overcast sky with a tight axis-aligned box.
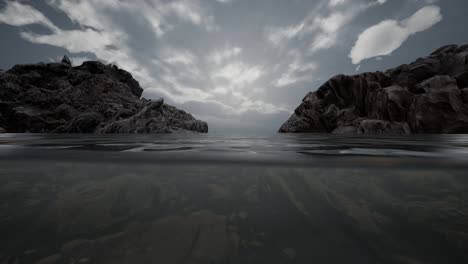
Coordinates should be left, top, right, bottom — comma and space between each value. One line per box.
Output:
1, 0, 467, 133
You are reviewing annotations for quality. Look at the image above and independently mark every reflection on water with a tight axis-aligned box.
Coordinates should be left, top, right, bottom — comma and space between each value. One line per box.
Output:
0, 134, 467, 264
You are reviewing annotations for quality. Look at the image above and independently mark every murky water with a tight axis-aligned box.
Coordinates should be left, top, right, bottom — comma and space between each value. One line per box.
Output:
0, 133, 467, 264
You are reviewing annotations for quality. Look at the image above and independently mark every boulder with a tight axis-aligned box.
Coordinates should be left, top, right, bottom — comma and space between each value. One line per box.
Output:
280, 44, 468, 134
0, 60, 208, 134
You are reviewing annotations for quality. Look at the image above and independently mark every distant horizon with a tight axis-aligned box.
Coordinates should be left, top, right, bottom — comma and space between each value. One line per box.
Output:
1, 0, 468, 133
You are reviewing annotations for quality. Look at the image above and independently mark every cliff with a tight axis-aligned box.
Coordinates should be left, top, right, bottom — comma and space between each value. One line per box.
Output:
279, 44, 468, 134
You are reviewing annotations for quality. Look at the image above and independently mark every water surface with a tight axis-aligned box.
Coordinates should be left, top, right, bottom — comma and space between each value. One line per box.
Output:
1, 133, 467, 264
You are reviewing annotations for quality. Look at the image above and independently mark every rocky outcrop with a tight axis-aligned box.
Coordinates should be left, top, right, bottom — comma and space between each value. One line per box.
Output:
0, 57, 208, 133
279, 44, 468, 134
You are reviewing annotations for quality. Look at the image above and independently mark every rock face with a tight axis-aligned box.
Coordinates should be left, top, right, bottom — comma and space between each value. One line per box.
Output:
279, 44, 468, 134
0, 57, 208, 133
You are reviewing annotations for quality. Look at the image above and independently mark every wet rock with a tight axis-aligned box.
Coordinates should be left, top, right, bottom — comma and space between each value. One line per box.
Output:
55, 112, 103, 133
357, 120, 410, 135
280, 44, 468, 134
332, 126, 357, 134
0, 59, 208, 133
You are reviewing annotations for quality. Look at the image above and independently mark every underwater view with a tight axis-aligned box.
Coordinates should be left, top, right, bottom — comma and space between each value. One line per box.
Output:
1, 134, 468, 264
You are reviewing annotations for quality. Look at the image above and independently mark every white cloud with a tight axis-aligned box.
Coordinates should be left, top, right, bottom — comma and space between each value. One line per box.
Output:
213, 62, 262, 86
266, 0, 387, 53
21, 29, 115, 54
350, 5, 442, 64
160, 0, 218, 31
274, 50, 317, 87
46, 0, 217, 35
208, 47, 242, 64
310, 33, 337, 52
68, 56, 94, 66
318, 12, 347, 33
329, 0, 347, 7
267, 22, 307, 46
0, 1, 58, 31
163, 49, 197, 66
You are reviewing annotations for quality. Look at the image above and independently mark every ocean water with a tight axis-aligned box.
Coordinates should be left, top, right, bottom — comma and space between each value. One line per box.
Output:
0, 133, 467, 264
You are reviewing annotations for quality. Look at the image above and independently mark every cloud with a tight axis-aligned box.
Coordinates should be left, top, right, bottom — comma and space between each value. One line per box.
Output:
329, 0, 347, 7
349, 5, 442, 64
208, 47, 242, 65
163, 48, 198, 66
273, 50, 317, 87
266, 0, 387, 53
21, 29, 115, 54
213, 62, 262, 84
47, 0, 216, 34
160, 0, 218, 31
0, 1, 58, 31
266, 22, 308, 46
275, 62, 317, 87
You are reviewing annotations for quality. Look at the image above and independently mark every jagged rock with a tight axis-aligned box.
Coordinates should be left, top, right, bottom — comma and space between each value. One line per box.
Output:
0, 60, 208, 133
280, 44, 468, 134
462, 88, 468, 104
61, 55, 72, 66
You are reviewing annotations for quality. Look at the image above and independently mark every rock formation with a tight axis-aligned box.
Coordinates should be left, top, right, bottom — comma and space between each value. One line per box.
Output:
279, 44, 468, 134
0, 57, 208, 133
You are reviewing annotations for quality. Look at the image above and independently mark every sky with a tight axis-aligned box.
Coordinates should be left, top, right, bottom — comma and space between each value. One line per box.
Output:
0, 0, 467, 133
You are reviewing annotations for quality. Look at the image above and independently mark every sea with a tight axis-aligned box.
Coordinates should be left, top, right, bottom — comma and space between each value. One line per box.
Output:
0, 133, 467, 264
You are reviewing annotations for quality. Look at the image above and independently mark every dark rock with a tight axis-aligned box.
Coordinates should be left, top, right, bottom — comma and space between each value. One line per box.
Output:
332, 126, 357, 134
431, 44, 459, 56
0, 60, 208, 134
384, 86, 412, 122
462, 88, 468, 104
456, 70, 468, 88
280, 44, 468, 134
61, 55, 72, 66
357, 120, 411, 135
408, 85, 466, 133
0, 127, 5, 133
55, 112, 103, 133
